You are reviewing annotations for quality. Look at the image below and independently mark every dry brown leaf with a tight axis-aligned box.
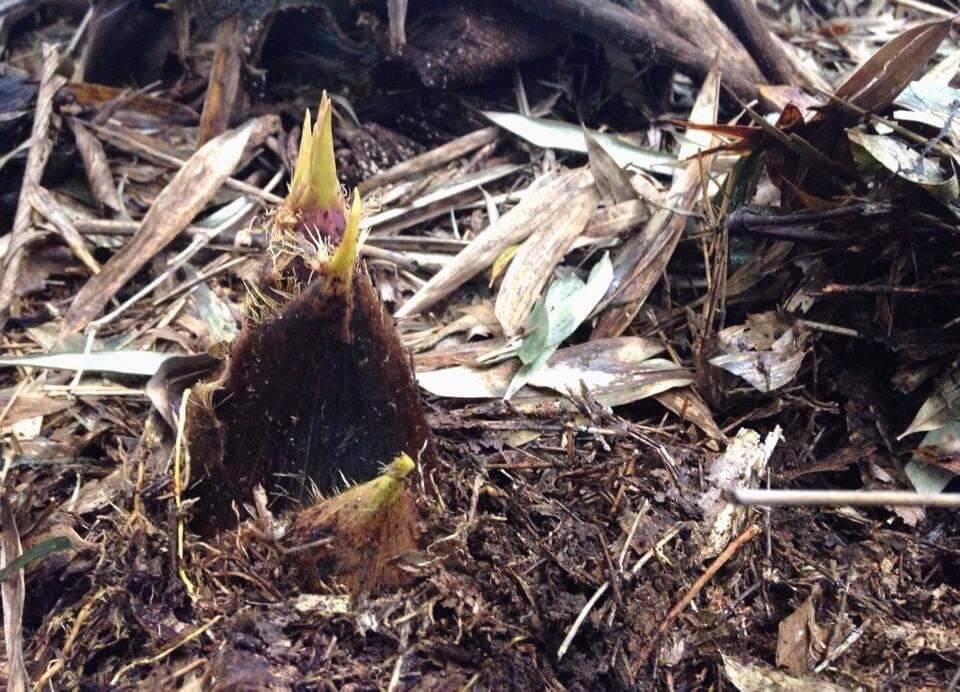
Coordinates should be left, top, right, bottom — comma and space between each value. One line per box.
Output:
29, 184, 100, 275
61, 118, 266, 336
582, 200, 650, 238
395, 168, 595, 318
900, 367, 960, 439
584, 128, 638, 204
0, 44, 65, 315
593, 63, 720, 338
832, 19, 952, 114
494, 181, 599, 335
709, 312, 808, 392
70, 119, 122, 212
776, 590, 826, 675
655, 387, 726, 442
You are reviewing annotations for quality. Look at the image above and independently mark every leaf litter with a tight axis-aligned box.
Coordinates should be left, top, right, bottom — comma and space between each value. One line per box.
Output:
0, 2, 960, 690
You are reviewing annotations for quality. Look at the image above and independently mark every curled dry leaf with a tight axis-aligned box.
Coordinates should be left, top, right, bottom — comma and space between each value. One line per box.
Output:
396, 167, 596, 318
699, 426, 781, 559
494, 181, 599, 336
70, 119, 122, 212
593, 62, 720, 338
709, 312, 808, 393
900, 367, 960, 439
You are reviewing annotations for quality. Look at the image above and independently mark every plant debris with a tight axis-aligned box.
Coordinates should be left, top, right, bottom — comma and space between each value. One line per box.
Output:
2, 1, 960, 689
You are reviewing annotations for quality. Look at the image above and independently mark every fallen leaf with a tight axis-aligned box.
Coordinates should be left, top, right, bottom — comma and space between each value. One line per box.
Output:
396, 168, 595, 318
699, 426, 781, 559
899, 367, 960, 439
61, 117, 268, 336
0, 350, 176, 376
905, 423, 960, 493
483, 111, 673, 173
709, 312, 808, 392
419, 337, 689, 406
776, 590, 826, 675
723, 654, 849, 692
505, 253, 613, 397
831, 19, 951, 114
848, 130, 958, 201
495, 184, 600, 336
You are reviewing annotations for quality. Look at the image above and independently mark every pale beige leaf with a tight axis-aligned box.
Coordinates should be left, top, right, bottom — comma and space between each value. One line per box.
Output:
396, 168, 595, 318
495, 187, 600, 337
61, 118, 263, 336
723, 655, 849, 692
417, 336, 688, 406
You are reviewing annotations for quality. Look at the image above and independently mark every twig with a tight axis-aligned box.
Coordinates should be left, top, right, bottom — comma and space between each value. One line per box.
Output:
814, 618, 869, 673
633, 524, 760, 667
730, 488, 960, 507
109, 614, 223, 685
557, 520, 677, 660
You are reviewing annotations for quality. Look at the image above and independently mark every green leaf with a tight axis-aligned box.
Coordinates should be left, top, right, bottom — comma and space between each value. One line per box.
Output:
0, 536, 73, 582
506, 253, 614, 399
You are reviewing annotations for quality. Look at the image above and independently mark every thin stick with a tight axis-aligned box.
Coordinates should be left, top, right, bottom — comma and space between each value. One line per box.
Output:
731, 489, 960, 508
634, 524, 760, 666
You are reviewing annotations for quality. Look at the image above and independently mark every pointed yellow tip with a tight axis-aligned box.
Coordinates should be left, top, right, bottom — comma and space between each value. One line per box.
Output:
327, 189, 362, 282
285, 92, 342, 216
386, 453, 416, 480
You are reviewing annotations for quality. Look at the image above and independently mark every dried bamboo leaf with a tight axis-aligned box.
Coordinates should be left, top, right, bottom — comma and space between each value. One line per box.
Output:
396, 168, 595, 318
61, 118, 264, 336
418, 337, 688, 406
655, 387, 726, 441
0, 44, 65, 315
593, 64, 721, 338
709, 312, 808, 392
0, 350, 175, 376
723, 655, 849, 692
483, 111, 674, 173
0, 498, 28, 692
28, 184, 101, 274
494, 183, 599, 335
584, 128, 639, 204
832, 19, 951, 114
848, 129, 958, 201
900, 367, 960, 439
70, 119, 122, 212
